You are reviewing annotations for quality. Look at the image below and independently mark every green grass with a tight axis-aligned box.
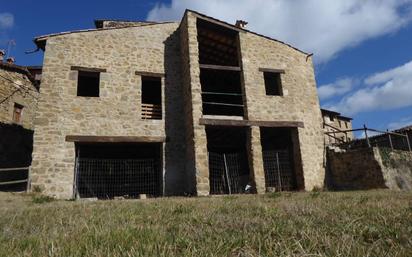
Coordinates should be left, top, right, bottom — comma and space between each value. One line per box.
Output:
0, 190, 411, 256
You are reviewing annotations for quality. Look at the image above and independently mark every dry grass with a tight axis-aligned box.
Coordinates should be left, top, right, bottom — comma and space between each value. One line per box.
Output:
0, 190, 411, 257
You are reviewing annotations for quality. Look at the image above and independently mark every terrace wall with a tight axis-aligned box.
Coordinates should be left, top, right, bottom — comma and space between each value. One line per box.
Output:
327, 147, 412, 190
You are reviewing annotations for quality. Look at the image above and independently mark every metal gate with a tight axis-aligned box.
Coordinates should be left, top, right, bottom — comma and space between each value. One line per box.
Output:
75, 158, 161, 199
208, 152, 249, 194
262, 150, 296, 191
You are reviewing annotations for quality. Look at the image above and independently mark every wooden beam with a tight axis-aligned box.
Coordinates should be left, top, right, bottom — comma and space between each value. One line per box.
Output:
194, 15, 243, 33
258, 68, 285, 74
65, 135, 166, 143
199, 64, 241, 71
135, 71, 165, 77
199, 118, 304, 128
71, 66, 107, 73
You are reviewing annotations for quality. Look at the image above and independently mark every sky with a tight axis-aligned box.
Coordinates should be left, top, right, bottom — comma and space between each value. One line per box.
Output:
1, 0, 412, 135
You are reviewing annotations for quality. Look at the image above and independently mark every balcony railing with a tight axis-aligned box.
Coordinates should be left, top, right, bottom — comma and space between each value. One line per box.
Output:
141, 103, 162, 120
201, 91, 244, 116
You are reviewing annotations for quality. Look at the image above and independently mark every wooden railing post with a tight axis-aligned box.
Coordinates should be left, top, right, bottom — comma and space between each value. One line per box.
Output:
405, 132, 411, 152
387, 129, 393, 150
364, 124, 371, 148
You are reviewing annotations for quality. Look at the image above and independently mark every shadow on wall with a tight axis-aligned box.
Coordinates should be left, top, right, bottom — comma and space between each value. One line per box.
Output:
0, 123, 34, 168
163, 28, 187, 196
0, 123, 33, 191
325, 147, 412, 191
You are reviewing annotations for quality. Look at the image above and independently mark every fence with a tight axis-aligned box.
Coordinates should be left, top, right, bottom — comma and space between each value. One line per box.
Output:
0, 167, 29, 192
208, 152, 250, 195
76, 158, 161, 199
262, 150, 296, 191
325, 124, 411, 152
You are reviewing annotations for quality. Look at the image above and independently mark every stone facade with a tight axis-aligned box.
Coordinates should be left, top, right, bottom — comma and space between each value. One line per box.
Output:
327, 147, 412, 190
239, 29, 325, 191
31, 22, 186, 198
0, 64, 39, 168
30, 10, 326, 198
0, 63, 39, 130
321, 109, 354, 144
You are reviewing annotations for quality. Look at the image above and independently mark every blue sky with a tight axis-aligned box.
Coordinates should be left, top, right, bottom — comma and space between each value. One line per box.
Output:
1, 0, 412, 134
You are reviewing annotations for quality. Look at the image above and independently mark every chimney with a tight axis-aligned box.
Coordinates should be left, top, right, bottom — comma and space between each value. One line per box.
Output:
0, 50, 4, 62
6, 57, 15, 64
235, 20, 248, 29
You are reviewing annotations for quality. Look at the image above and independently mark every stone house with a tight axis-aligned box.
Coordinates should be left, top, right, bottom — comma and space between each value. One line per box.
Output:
0, 56, 40, 169
30, 10, 325, 199
0, 61, 39, 130
321, 108, 354, 145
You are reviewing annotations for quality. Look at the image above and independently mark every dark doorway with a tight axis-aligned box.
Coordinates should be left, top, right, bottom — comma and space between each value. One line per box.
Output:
260, 128, 297, 191
75, 143, 162, 199
206, 126, 251, 194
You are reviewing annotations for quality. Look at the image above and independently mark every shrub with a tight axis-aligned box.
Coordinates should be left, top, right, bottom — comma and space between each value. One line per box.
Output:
32, 195, 54, 204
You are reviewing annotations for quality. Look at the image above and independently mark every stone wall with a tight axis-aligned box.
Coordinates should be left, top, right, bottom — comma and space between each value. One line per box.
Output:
182, 12, 210, 196
239, 31, 325, 190
0, 65, 38, 130
327, 147, 412, 190
377, 148, 412, 190
179, 15, 197, 195
30, 23, 185, 198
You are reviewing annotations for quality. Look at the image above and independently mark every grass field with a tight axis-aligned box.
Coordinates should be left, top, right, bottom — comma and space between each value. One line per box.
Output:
0, 190, 411, 257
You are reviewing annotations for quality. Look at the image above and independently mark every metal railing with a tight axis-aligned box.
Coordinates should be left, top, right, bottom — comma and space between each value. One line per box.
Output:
325, 124, 411, 152
201, 91, 244, 116
0, 167, 29, 191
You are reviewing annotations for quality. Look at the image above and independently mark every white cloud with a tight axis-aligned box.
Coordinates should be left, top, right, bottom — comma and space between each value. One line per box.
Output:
318, 78, 356, 100
358, 130, 382, 139
326, 60, 412, 115
365, 61, 412, 85
0, 13, 14, 29
387, 117, 412, 130
147, 0, 412, 63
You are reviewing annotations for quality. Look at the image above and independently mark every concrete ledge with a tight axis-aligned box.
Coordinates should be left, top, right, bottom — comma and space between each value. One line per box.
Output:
65, 135, 166, 143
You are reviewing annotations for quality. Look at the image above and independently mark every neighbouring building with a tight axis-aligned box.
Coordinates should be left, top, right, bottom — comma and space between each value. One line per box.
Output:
321, 108, 354, 145
0, 54, 40, 193
0, 61, 39, 130
30, 10, 325, 199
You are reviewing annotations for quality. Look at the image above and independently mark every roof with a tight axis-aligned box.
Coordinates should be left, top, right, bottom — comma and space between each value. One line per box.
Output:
94, 19, 160, 29
320, 108, 353, 121
0, 62, 38, 88
183, 9, 310, 56
33, 21, 178, 50
321, 108, 340, 116
337, 115, 353, 121
26, 65, 42, 70
34, 9, 310, 57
